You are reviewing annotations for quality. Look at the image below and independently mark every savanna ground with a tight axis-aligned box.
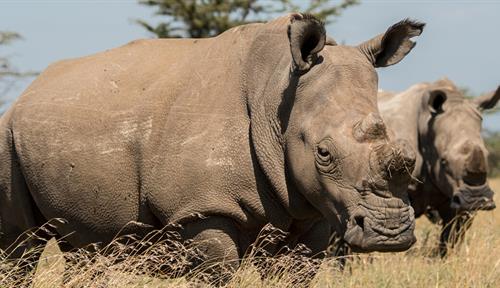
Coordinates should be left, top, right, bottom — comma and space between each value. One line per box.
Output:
2, 179, 499, 287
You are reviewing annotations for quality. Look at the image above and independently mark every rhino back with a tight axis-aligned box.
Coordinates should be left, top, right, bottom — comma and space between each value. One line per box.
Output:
6, 26, 274, 246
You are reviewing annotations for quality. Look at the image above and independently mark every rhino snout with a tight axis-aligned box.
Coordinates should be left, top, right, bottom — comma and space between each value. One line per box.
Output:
450, 182, 496, 211
344, 193, 416, 252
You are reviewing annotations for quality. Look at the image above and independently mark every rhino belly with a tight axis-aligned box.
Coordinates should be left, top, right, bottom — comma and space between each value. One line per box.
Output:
11, 104, 160, 248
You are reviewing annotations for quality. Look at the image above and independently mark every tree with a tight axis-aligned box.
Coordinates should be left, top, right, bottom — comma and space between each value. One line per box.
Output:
137, 0, 358, 38
0, 31, 37, 99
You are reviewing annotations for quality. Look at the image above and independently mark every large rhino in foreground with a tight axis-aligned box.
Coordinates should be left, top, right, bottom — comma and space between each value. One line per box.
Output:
378, 79, 498, 256
0, 14, 423, 275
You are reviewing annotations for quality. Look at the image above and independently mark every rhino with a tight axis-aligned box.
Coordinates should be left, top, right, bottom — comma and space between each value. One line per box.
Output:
378, 79, 499, 256
0, 14, 423, 276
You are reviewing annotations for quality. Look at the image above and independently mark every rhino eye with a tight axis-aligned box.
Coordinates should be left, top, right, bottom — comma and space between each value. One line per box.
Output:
315, 142, 340, 178
317, 146, 330, 159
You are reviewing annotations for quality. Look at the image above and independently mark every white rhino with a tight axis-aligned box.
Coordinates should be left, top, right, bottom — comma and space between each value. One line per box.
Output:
378, 79, 498, 256
0, 14, 423, 275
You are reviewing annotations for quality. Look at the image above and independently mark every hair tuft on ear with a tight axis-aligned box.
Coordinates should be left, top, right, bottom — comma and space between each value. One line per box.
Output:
386, 19, 425, 38
376, 19, 425, 67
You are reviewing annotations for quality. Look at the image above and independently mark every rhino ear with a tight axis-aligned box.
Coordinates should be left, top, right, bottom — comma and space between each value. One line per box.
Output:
428, 90, 447, 114
472, 86, 500, 111
288, 13, 326, 73
358, 19, 425, 68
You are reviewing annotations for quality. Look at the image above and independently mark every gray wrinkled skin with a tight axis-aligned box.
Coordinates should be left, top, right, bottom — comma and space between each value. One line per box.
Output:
378, 79, 499, 256
0, 14, 423, 275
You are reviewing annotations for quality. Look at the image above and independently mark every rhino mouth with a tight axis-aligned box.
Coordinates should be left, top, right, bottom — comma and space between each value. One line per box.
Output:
343, 193, 416, 252
450, 182, 495, 211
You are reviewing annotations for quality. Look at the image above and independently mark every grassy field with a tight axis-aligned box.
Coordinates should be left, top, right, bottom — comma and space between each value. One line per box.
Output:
4, 179, 499, 287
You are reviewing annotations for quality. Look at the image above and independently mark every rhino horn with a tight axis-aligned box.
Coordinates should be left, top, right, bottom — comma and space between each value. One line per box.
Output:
466, 146, 487, 174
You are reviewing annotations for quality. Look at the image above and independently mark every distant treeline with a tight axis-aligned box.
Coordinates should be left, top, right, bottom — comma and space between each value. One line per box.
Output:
485, 131, 500, 177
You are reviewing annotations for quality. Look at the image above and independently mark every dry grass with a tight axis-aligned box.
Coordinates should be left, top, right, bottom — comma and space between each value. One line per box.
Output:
1, 179, 499, 287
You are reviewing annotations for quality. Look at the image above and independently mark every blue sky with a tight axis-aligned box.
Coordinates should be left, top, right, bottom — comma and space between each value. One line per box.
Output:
1, 0, 499, 130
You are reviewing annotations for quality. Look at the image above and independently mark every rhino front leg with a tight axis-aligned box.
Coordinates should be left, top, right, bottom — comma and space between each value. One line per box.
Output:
295, 219, 352, 269
282, 219, 331, 284
327, 229, 351, 270
438, 205, 473, 257
181, 216, 241, 283
295, 219, 331, 258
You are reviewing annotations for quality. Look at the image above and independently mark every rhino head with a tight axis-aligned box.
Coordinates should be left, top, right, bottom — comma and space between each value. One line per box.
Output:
419, 79, 499, 211
247, 15, 424, 252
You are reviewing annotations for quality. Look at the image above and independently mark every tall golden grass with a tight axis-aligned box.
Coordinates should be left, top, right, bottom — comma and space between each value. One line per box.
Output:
1, 179, 499, 287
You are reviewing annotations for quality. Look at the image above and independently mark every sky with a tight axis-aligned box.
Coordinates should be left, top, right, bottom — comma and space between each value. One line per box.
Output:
1, 0, 499, 130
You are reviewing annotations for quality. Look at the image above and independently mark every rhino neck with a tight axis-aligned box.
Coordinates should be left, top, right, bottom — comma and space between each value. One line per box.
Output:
392, 83, 444, 208
415, 84, 444, 189
242, 17, 316, 221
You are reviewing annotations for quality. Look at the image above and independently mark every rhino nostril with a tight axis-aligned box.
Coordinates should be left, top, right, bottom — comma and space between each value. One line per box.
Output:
354, 215, 365, 231
452, 195, 462, 207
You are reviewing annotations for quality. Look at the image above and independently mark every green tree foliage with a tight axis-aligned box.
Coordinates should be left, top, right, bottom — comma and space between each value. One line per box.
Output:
0, 31, 22, 78
485, 131, 500, 177
137, 0, 358, 38
0, 31, 37, 99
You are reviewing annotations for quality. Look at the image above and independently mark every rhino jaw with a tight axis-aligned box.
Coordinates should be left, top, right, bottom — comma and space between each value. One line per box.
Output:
343, 194, 416, 252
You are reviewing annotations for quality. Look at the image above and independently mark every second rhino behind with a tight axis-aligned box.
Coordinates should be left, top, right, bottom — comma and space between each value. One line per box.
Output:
379, 79, 499, 256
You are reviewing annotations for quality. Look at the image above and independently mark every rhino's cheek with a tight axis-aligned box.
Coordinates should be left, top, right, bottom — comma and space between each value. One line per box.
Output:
320, 181, 361, 226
